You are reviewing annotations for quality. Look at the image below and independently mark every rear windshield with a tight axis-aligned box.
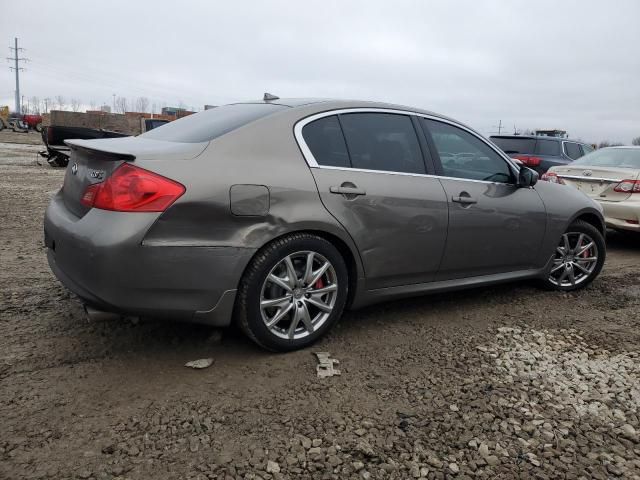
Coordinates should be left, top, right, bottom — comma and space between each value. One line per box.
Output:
535, 139, 560, 156
490, 137, 536, 154
572, 148, 640, 169
140, 103, 287, 143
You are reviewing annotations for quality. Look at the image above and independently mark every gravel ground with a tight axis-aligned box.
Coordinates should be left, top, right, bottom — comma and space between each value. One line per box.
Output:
1, 141, 639, 480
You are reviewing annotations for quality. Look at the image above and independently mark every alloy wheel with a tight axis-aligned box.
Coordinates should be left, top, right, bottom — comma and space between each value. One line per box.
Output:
548, 232, 599, 287
260, 251, 338, 340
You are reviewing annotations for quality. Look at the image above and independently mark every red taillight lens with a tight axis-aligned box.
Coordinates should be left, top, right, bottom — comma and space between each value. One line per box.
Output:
514, 155, 542, 167
613, 180, 640, 194
540, 172, 565, 184
81, 164, 185, 212
80, 183, 100, 207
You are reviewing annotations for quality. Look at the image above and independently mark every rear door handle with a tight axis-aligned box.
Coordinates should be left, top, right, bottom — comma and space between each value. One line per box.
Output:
330, 185, 366, 196
452, 195, 477, 205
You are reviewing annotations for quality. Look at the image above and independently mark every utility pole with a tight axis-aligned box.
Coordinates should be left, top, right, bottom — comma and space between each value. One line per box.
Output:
7, 37, 28, 114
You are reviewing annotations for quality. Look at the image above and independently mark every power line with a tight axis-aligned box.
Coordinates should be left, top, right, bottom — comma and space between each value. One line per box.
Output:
7, 37, 29, 113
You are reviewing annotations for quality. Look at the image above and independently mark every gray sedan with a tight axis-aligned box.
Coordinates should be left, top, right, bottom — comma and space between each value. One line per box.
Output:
44, 98, 606, 351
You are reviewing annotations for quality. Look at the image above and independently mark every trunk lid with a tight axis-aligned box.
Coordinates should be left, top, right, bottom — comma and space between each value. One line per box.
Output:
62, 136, 207, 217
552, 165, 640, 202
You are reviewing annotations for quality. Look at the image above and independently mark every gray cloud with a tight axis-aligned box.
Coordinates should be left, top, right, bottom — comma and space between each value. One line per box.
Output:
1, 0, 639, 143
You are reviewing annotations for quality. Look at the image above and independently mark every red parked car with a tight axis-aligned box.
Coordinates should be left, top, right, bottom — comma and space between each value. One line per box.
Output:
22, 114, 43, 131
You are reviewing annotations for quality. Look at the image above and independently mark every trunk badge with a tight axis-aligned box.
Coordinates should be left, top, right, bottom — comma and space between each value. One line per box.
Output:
71, 162, 78, 175
583, 170, 593, 177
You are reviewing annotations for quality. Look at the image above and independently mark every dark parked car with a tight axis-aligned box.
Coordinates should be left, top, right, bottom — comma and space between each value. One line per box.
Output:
490, 135, 594, 174
45, 98, 606, 351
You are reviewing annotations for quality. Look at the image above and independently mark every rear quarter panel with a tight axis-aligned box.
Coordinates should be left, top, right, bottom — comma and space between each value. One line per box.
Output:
140, 106, 366, 280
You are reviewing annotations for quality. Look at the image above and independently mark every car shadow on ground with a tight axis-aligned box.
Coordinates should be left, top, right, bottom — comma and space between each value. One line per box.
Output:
54, 230, 637, 363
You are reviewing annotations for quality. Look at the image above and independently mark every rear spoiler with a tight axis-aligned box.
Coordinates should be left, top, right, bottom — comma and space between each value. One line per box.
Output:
65, 139, 136, 162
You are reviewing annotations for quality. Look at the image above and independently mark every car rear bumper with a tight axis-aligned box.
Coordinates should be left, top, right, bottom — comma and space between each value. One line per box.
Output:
600, 199, 640, 232
44, 191, 255, 326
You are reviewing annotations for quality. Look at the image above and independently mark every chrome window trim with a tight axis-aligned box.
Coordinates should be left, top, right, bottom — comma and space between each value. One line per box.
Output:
293, 107, 521, 186
557, 174, 620, 183
309, 165, 519, 185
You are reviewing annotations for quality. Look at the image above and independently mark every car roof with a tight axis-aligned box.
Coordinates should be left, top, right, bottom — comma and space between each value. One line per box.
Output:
489, 135, 586, 143
235, 97, 457, 121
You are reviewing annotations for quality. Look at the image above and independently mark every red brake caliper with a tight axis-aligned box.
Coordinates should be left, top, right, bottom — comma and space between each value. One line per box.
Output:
314, 278, 324, 289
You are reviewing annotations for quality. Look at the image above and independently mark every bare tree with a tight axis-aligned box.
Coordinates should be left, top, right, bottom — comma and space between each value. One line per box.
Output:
42, 98, 52, 114
89, 100, 97, 111
632, 137, 640, 146
29, 96, 40, 114
70, 98, 82, 112
135, 97, 150, 113
599, 140, 624, 148
55, 95, 66, 111
114, 96, 128, 114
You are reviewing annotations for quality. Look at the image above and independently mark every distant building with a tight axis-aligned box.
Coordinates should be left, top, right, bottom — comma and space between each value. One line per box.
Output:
204, 105, 217, 110
100, 105, 111, 113
161, 106, 195, 118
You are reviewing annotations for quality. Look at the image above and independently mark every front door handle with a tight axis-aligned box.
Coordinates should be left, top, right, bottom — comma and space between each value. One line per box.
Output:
330, 183, 366, 197
452, 194, 477, 205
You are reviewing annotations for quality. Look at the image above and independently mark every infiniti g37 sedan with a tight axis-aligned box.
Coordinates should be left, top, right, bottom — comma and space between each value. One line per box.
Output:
44, 98, 606, 351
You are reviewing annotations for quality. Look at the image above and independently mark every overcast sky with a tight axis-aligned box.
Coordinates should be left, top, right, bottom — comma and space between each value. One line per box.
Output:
2, 0, 639, 143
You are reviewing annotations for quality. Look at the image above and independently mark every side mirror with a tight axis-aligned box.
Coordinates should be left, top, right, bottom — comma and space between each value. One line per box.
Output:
518, 167, 539, 187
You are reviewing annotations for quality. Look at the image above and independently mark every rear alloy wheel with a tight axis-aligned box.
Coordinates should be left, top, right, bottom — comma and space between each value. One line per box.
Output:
238, 234, 348, 351
543, 220, 605, 291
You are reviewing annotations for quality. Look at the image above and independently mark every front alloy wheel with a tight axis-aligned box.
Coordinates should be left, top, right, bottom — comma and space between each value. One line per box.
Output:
542, 220, 605, 291
548, 232, 599, 287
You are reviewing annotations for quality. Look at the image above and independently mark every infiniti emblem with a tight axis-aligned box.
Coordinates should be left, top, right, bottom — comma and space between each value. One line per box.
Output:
583, 170, 593, 177
71, 162, 78, 175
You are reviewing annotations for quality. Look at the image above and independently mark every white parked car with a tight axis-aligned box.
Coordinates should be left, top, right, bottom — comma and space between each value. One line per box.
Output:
542, 147, 640, 233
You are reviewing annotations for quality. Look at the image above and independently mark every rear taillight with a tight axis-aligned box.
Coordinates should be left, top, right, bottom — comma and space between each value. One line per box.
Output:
514, 155, 542, 167
80, 164, 185, 212
541, 172, 565, 184
613, 179, 640, 194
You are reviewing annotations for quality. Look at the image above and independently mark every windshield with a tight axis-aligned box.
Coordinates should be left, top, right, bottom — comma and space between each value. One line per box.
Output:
571, 148, 640, 169
140, 103, 288, 143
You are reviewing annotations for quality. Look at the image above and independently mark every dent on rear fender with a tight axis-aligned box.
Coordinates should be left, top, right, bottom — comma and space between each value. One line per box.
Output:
142, 189, 352, 250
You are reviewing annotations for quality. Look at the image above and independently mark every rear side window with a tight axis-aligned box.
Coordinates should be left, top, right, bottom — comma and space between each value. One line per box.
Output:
339, 113, 425, 174
535, 139, 560, 156
423, 119, 513, 183
140, 103, 287, 143
301, 116, 350, 168
564, 142, 583, 160
490, 137, 536, 154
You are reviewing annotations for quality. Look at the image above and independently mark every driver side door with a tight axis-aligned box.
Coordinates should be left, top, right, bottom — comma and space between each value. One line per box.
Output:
420, 118, 547, 280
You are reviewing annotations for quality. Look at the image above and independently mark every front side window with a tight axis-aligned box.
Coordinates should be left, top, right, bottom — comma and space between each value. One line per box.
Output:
535, 139, 560, 156
339, 113, 425, 174
422, 119, 513, 183
564, 142, 583, 160
302, 115, 350, 168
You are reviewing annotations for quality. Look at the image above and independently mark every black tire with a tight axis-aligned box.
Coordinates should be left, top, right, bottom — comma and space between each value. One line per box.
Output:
35, 122, 43, 132
237, 233, 349, 352
539, 220, 606, 291
47, 153, 69, 168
